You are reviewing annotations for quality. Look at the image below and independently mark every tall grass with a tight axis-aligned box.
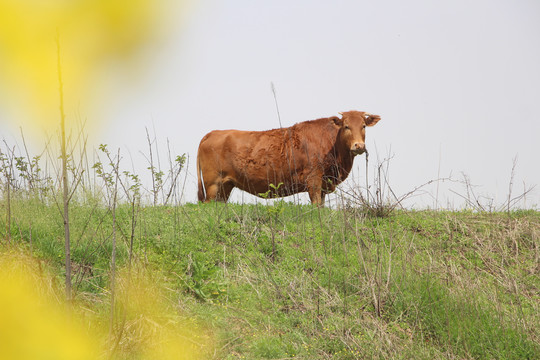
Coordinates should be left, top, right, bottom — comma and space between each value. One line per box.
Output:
0, 131, 538, 359
390, 272, 537, 359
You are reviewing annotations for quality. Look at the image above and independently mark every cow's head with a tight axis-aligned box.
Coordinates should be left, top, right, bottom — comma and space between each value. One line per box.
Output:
333, 111, 381, 155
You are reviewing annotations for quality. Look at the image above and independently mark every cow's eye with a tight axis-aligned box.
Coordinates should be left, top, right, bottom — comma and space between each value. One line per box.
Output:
363, 124, 366, 129
344, 125, 350, 130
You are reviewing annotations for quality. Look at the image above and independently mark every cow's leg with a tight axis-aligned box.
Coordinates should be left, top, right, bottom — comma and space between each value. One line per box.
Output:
307, 172, 326, 206
216, 180, 234, 202
204, 184, 219, 202
308, 186, 323, 206
203, 174, 234, 202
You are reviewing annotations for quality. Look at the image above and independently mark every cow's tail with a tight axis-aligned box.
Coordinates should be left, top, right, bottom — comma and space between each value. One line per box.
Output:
197, 148, 206, 202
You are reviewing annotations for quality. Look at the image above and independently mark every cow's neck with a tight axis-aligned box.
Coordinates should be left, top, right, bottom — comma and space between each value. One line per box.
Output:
338, 149, 355, 179
328, 143, 355, 183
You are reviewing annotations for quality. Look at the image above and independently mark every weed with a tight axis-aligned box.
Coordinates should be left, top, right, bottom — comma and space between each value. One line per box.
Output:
185, 257, 227, 302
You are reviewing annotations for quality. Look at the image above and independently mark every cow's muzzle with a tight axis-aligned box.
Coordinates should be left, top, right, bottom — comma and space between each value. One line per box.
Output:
351, 142, 366, 155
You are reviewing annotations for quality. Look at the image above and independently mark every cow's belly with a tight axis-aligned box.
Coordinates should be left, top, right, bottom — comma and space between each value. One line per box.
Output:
227, 142, 323, 198
232, 165, 309, 198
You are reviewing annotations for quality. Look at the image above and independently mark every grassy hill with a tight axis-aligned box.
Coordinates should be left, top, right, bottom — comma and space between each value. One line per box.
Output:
1, 197, 538, 359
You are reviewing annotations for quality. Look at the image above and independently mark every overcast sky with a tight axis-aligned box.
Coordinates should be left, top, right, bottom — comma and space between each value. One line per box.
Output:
2, 0, 539, 208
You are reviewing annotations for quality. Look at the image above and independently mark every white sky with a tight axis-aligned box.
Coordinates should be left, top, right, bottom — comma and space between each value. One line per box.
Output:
2, 0, 540, 208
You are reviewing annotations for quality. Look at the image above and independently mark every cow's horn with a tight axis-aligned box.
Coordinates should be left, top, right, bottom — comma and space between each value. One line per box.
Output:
338, 112, 343, 115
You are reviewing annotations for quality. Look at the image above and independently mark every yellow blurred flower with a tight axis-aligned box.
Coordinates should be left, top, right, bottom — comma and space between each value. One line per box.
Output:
0, 251, 99, 360
0, 250, 210, 359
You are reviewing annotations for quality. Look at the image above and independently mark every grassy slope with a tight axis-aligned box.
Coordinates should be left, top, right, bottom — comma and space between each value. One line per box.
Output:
1, 198, 539, 359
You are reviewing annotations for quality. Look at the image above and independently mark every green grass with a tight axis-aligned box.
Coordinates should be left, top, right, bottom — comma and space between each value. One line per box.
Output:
1, 197, 539, 359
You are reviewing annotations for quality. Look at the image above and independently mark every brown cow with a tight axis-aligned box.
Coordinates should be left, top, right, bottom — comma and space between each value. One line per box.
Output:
197, 110, 381, 205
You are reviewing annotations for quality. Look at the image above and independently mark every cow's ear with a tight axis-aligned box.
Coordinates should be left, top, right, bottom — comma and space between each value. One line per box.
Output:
331, 116, 343, 127
365, 114, 381, 127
